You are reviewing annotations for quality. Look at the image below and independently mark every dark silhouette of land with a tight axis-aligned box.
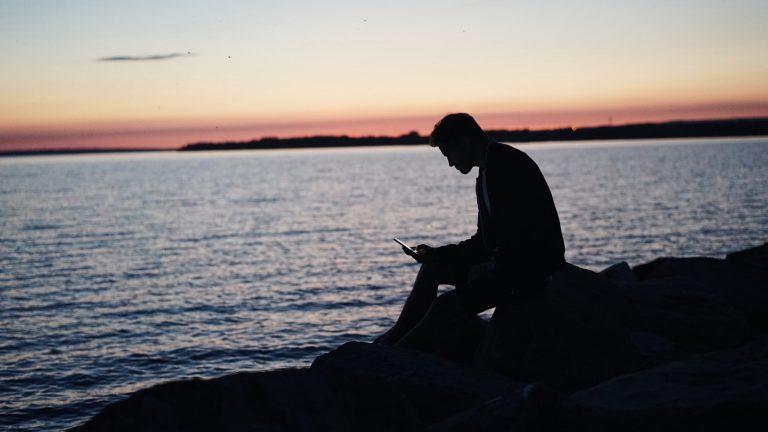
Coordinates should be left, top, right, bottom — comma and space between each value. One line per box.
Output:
3, 118, 767, 157
181, 131, 426, 151
180, 117, 768, 151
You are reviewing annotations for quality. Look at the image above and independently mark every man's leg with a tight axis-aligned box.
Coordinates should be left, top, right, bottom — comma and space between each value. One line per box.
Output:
395, 289, 468, 350
395, 264, 500, 351
376, 262, 458, 345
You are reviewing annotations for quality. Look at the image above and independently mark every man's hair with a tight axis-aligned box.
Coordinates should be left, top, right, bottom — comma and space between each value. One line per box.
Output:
429, 113, 488, 147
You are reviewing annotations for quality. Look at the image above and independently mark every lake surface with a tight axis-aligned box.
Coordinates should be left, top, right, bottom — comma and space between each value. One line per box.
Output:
2, 137, 767, 431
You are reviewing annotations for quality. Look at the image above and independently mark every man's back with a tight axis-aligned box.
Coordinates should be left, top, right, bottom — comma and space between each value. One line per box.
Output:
484, 142, 565, 280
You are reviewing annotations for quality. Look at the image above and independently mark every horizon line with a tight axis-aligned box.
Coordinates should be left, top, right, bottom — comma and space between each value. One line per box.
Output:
3, 116, 767, 155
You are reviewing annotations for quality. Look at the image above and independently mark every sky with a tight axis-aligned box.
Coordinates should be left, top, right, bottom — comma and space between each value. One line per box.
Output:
1, 0, 767, 151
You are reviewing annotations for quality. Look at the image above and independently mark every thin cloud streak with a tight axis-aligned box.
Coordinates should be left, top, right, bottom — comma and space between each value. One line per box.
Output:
97, 52, 194, 62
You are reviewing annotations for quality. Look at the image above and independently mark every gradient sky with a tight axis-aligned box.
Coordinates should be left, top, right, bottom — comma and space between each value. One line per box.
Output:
1, 0, 767, 151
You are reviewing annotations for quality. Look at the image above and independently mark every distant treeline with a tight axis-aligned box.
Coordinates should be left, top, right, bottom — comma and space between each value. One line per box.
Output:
179, 117, 768, 151
181, 132, 426, 151
486, 118, 768, 143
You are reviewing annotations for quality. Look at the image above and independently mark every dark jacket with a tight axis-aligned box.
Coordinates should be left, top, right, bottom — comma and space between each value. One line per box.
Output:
433, 141, 565, 281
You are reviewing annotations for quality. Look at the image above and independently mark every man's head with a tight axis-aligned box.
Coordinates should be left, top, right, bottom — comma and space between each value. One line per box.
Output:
429, 113, 489, 174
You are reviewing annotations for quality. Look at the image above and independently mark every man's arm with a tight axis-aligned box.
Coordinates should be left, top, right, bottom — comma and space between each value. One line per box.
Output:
429, 226, 487, 264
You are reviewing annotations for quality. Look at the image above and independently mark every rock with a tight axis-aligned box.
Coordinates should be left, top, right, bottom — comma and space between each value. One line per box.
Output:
629, 331, 676, 356
422, 314, 488, 364
559, 336, 768, 432
633, 256, 768, 330
310, 342, 524, 429
599, 261, 636, 283
74, 342, 554, 432
475, 263, 645, 392
616, 275, 751, 356
71, 368, 316, 432
727, 241, 768, 270
425, 382, 562, 432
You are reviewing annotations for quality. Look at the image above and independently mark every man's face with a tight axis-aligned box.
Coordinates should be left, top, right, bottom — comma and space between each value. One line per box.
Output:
438, 141, 474, 175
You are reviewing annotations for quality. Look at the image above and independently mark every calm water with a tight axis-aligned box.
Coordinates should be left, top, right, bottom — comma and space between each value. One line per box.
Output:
2, 137, 767, 430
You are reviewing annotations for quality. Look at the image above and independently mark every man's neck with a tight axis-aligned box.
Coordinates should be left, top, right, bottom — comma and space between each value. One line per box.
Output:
477, 139, 492, 169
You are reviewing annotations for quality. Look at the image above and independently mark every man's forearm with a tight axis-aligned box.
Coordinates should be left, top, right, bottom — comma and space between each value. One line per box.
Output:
432, 233, 486, 263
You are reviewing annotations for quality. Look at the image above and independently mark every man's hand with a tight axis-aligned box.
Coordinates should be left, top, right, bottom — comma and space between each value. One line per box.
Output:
411, 244, 436, 263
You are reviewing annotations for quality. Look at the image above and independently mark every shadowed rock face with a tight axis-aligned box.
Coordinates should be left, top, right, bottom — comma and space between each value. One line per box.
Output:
633, 247, 768, 331
73, 241, 768, 432
72, 343, 555, 432
475, 263, 645, 392
617, 275, 751, 355
71, 369, 313, 431
726, 241, 768, 270
560, 336, 768, 432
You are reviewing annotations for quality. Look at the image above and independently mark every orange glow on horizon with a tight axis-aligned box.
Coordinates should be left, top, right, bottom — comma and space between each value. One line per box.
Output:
2, 101, 768, 152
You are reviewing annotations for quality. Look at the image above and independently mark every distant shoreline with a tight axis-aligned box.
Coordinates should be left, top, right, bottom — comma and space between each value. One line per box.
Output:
2, 117, 767, 157
180, 117, 768, 151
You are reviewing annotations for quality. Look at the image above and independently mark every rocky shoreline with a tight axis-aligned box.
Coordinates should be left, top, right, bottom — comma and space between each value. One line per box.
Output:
72, 242, 768, 431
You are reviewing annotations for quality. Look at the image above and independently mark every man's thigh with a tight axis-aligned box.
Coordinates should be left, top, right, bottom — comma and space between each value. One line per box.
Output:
454, 263, 501, 314
423, 261, 472, 287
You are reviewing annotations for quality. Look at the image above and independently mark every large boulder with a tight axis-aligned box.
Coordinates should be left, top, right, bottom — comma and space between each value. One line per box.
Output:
475, 263, 645, 392
418, 314, 489, 364
558, 336, 768, 432
613, 275, 751, 356
71, 368, 318, 432
425, 382, 563, 432
309, 342, 524, 429
726, 241, 768, 271
633, 253, 768, 331
73, 342, 557, 432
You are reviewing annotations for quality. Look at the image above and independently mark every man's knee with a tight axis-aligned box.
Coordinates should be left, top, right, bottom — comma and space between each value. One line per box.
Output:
429, 290, 465, 317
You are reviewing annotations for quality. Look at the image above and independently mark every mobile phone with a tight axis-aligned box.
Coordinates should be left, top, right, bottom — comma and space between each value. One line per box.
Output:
393, 238, 419, 259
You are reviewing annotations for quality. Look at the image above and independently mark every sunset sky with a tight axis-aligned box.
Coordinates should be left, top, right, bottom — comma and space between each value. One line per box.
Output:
1, 0, 767, 151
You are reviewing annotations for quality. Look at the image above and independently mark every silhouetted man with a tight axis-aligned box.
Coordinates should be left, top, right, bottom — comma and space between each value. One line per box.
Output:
377, 113, 565, 349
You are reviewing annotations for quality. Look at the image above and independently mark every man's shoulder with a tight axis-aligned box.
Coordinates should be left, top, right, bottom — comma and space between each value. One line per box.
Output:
488, 142, 533, 169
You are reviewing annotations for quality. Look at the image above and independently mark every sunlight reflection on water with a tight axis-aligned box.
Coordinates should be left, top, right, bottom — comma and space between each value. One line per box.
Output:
1, 137, 767, 430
